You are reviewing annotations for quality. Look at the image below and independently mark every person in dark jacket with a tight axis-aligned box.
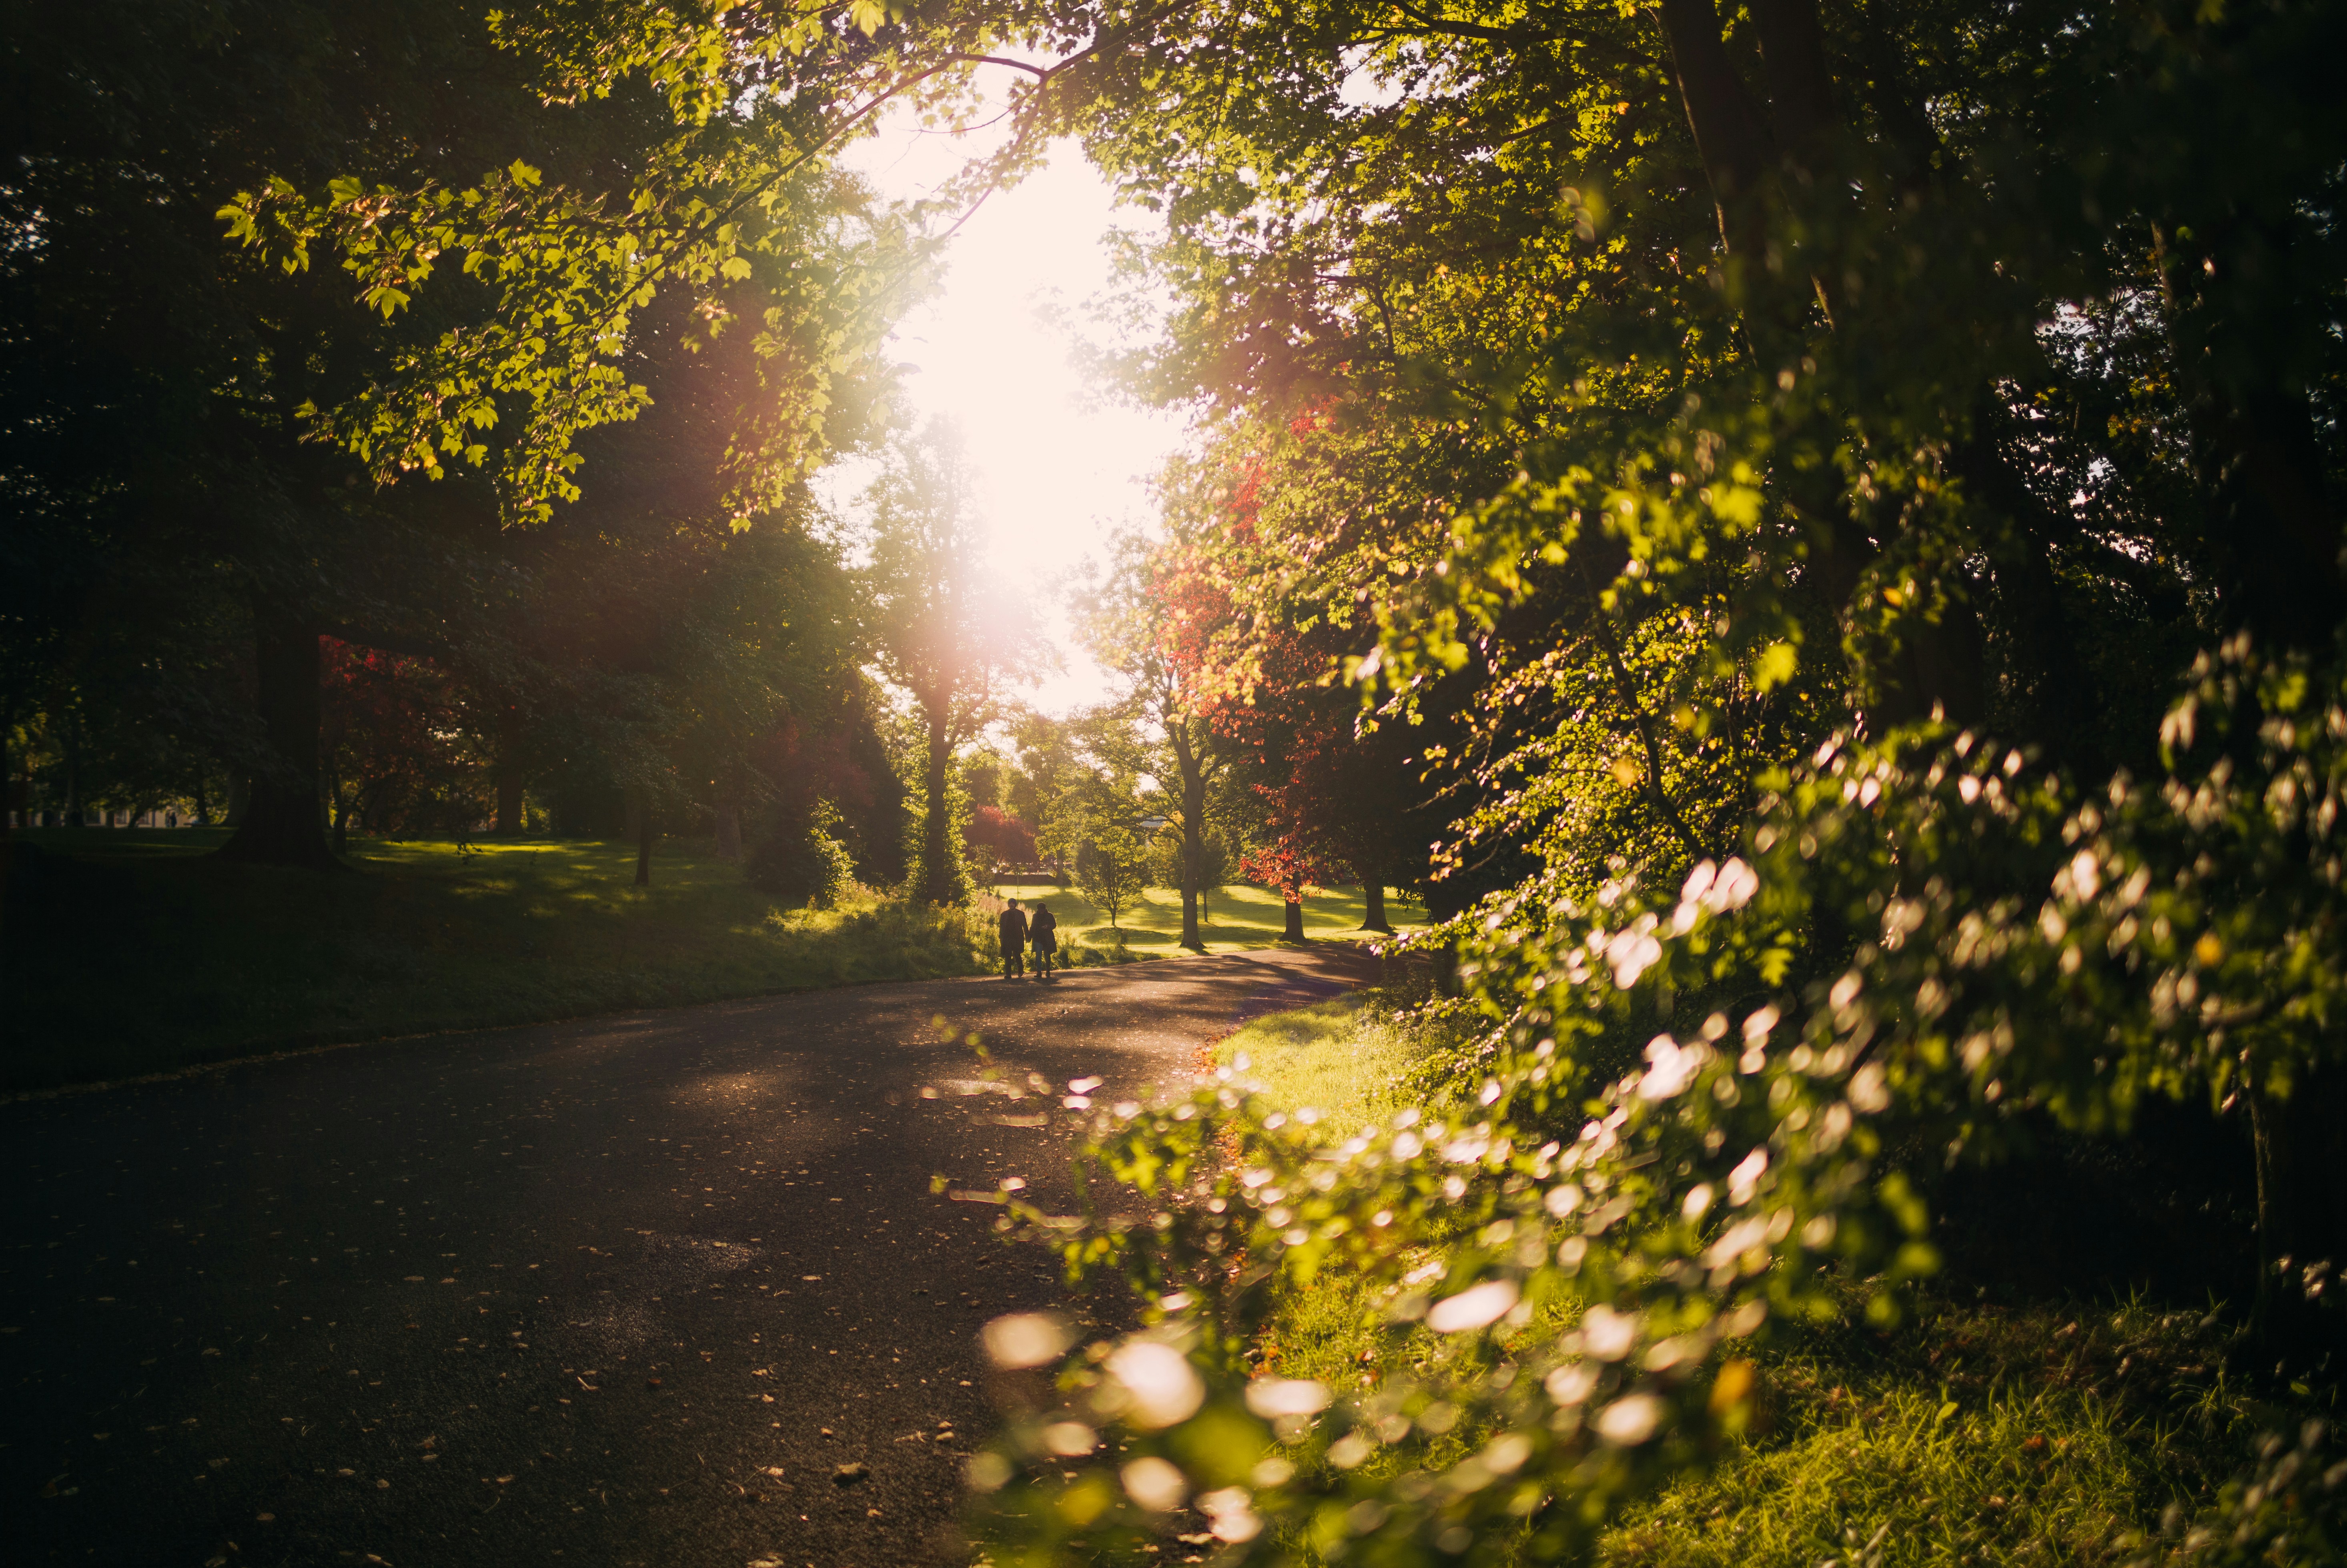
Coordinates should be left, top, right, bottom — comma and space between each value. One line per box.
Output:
997, 899, 1028, 980
1029, 903, 1060, 978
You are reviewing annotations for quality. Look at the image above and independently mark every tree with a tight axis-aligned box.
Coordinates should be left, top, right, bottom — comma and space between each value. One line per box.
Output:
1153, 825, 1231, 926
862, 420, 1040, 903
1008, 713, 1085, 881
1074, 823, 1152, 936
966, 805, 1038, 873
318, 640, 457, 854
741, 690, 908, 890
744, 801, 854, 909
960, 0, 2347, 1560
1078, 534, 1243, 949
3, 0, 918, 870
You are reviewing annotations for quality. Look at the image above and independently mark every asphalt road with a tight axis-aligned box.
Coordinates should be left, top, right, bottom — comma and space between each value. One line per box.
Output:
4, 946, 1380, 1568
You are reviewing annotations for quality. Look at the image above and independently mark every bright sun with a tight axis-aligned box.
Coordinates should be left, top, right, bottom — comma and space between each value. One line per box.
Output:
828, 96, 1187, 718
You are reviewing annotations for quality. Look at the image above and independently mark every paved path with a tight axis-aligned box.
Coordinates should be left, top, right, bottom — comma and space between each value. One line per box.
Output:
3, 947, 1380, 1568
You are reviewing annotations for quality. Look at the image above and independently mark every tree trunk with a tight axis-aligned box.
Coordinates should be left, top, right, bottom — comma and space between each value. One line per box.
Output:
1178, 784, 1207, 951
1283, 897, 1306, 942
1658, 0, 1774, 264
713, 767, 744, 865
1749, 0, 1836, 158
61, 706, 82, 826
331, 783, 350, 856
1360, 876, 1390, 933
2155, 218, 2344, 653
361, 777, 393, 836
918, 712, 959, 904
2248, 1068, 2347, 1358
219, 608, 341, 869
634, 793, 653, 888
225, 772, 250, 827
494, 728, 525, 837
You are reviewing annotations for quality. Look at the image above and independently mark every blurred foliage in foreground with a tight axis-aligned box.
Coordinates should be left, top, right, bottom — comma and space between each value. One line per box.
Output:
948, 0, 2347, 1560
968, 647, 2347, 1566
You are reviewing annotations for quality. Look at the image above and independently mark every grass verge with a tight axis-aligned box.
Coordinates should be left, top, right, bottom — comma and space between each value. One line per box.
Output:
1209, 990, 2296, 1568
0, 829, 994, 1091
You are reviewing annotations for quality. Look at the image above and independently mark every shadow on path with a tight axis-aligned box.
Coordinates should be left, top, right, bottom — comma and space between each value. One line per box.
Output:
2, 945, 1381, 1568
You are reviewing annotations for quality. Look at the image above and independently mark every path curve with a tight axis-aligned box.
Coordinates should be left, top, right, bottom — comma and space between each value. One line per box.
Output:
2, 945, 1382, 1567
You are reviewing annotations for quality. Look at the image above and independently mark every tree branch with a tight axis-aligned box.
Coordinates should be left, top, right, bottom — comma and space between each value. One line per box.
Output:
1577, 563, 1708, 864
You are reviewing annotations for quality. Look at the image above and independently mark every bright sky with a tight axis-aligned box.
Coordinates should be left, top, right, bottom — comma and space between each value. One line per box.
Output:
825, 98, 1187, 717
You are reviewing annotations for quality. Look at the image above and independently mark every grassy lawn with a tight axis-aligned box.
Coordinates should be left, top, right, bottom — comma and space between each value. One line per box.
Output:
0, 832, 1403, 1093
1, 828, 995, 1092
983, 876, 1418, 956
1209, 991, 2291, 1568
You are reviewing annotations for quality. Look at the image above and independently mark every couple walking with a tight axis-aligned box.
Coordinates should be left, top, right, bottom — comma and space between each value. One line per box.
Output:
996, 898, 1059, 980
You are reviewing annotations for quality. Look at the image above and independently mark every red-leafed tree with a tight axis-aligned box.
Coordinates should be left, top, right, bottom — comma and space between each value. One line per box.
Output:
1158, 453, 1424, 934
964, 804, 1038, 868
1078, 533, 1244, 949
1236, 837, 1341, 943
318, 638, 459, 853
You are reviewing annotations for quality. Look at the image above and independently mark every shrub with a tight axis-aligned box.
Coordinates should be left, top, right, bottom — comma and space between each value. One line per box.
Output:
965, 646, 2347, 1568
743, 802, 855, 908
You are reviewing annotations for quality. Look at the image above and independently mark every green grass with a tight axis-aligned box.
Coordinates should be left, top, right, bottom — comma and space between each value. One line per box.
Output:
1, 828, 998, 1092
1209, 992, 2287, 1568
1599, 1293, 2268, 1568
983, 876, 1417, 957
0, 832, 1407, 1093
1212, 991, 1451, 1136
